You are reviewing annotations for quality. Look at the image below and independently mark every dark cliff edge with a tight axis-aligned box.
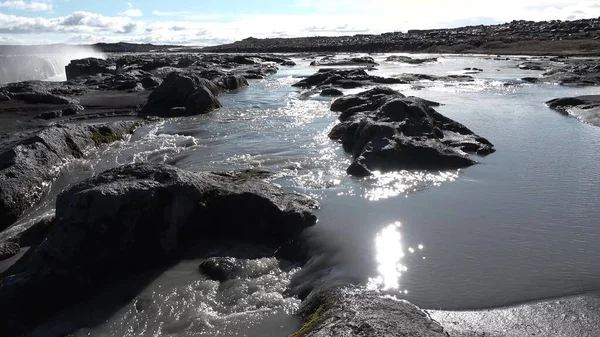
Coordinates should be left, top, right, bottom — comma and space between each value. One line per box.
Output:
202, 17, 600, 55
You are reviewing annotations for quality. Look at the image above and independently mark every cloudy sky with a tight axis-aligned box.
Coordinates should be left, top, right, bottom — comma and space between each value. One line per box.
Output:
0, 0, 599, 45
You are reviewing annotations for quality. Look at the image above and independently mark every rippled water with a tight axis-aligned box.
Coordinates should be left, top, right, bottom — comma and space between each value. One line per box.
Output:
16, 54, 600, 335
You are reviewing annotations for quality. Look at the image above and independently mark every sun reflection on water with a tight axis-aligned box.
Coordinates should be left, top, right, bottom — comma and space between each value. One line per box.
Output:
367, 221, 407, 291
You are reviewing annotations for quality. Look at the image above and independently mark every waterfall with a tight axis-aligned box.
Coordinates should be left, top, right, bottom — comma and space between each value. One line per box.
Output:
0, 46, 106, 84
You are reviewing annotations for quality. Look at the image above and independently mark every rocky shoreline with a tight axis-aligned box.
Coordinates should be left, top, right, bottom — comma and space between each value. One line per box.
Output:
202, 18, 600, 56
0, 48, 598, 336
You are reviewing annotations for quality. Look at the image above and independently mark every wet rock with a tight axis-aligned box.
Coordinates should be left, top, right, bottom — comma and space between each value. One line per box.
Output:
393, 73, 475, 82
320, 88, 344, 97
386, 55, 438, 64
464, 67, 483, 72
199, 257, 238, 282
233, 55, 258, 64
10, 91, 75, 105
0, 242, 20, 261
216, 75, 249, 91
546, 95, 600, 126
2, 81, 81, 105
293, 69, 403, 89
140, 72, 222, 117
293, 287, 447, 337
141, 76, 162, 89
35, 110, 63, 120
65, 58, 116, 81
540, 59, 600, 85
0, 121, 141, 231
518, 62, 548, 71
328, 87, 494, 176
0, 163, 317, 335
62, 104, 84, 116
310, 56, 378, 67
281, 60, 296, 66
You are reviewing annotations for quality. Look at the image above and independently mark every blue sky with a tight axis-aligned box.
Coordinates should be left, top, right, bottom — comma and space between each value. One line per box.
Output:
0, 0, 599, 45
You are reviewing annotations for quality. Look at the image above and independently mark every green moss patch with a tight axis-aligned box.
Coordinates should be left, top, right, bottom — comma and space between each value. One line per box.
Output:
291, 305, 324, 337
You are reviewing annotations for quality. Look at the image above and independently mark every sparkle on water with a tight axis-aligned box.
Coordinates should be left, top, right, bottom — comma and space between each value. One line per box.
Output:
368, 222, 409, 291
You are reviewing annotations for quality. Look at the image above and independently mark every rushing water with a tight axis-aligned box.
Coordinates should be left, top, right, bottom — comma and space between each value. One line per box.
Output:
12, 53, 600, 335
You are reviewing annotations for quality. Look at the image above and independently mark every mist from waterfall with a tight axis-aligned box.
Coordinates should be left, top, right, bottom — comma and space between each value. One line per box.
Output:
0, 45, 106, 84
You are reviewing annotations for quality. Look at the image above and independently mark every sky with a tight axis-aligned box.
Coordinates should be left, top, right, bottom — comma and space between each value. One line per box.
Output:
0, 0, 599, 45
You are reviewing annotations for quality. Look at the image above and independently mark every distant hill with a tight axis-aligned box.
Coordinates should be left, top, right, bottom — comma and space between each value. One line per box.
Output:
202, 17, 600, 55
0, 42, 184, 55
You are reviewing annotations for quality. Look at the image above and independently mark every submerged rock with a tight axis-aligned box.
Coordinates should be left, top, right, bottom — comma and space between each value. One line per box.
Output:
293, 69, 403, 89
0, 121, 140, 231
310, 56, 378, 67
328, 87, 494, 176
292, 287, 447, 337
199, 257, 238, 282
0, 242, 19, 261
546, 95, 600, 126
320, 88, 344, 97
140, 72, 223, 117
386, 55, 438, 64
0, 163, 317, 335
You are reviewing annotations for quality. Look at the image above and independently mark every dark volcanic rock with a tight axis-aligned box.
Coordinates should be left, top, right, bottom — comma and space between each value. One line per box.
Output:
386, 55, 438, 64
0, 241, 20, 261
518, 61, 549, 71
0, 121, 140, 231
65, 58, 116, 81
540, 59, 600, 85
546, 95, 600, 126
293, 287, 447, 337
320, 88, 344, 97
328, 87, 494, 176
216, 74, 249, 91
0, 163, 317, 335
140, 72, 222, 117
199, 257, 238, 282
393, 73, 475, 82
293, 69, 403, 89
310, 56, 378, 67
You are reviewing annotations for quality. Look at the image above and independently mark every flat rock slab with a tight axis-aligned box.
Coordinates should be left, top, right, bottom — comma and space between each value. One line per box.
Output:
430, 293, 600, 337
293, 287, 447, 337
546, 95, 600, 127
0, 163, 318, 335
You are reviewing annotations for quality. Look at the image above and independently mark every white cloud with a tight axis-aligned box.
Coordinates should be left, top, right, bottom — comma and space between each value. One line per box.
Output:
0, 0, 52, 12
1, 1, 600, 45
120, 9, 142, 17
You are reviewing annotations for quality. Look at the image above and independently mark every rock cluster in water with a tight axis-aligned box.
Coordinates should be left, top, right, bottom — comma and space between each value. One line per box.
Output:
326, 86, 495, 176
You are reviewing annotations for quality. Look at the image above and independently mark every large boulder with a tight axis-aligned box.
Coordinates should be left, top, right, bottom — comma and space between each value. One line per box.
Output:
328, 87, 495, 176
0, 163, 317, 335
0, 121, 140, 231
140, 72, 222, 117
292, 287, 448, 337
65, 58, 116, 81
